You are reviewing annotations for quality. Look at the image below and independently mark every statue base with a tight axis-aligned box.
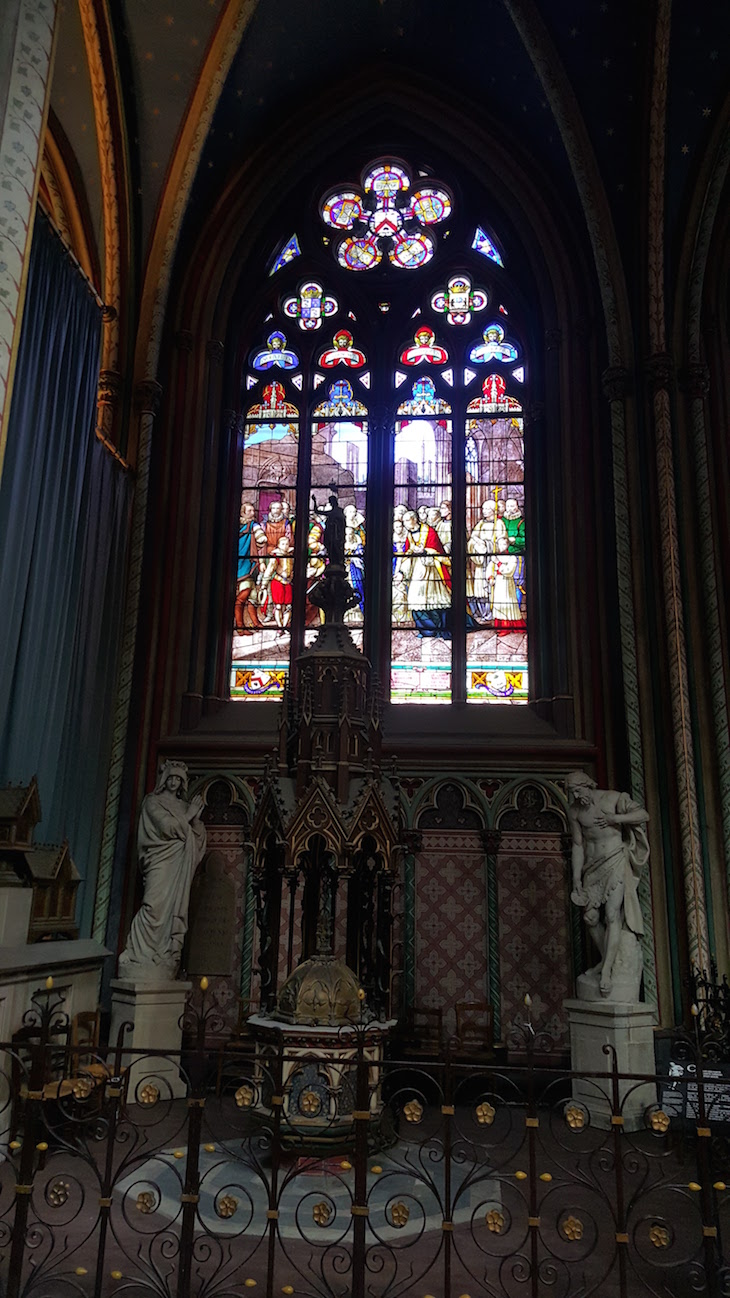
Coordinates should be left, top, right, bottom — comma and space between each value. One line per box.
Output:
110, 978, 191, 1101
575, 930, 643, 1003
565, 998, 657, 1132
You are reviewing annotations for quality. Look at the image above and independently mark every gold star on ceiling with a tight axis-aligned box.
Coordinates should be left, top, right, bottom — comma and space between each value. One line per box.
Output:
681, 144, 689, 154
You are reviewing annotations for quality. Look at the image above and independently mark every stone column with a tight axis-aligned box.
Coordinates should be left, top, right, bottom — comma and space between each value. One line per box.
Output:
481, 829, 502, 1042
0, 0, 59, 468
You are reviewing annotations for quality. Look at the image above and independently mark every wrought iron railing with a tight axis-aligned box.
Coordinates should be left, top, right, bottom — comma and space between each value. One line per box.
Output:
0, 983, 729, 1297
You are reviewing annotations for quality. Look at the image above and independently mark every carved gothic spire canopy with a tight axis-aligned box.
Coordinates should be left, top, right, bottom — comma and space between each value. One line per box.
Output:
250, 495, 400, 1017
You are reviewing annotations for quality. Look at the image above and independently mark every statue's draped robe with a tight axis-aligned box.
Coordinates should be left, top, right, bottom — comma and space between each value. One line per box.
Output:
120, 790, 206, 979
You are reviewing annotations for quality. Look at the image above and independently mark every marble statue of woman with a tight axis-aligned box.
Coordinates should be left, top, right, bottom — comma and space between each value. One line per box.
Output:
118, 760, 206, 982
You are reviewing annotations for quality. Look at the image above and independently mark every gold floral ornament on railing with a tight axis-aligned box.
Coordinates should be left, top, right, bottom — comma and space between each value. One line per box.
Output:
217, 1195, 238, 1219
476, 1101, 496, 1126
48, 1180, 69, 1207
72, 1076, 94, 1101
136, 1191, 156, 1214
138, 1083, 159, 1107
486, 1209, 505, 1234
649, 1109, 670, 1133
650, 1224, 670, 1249
313, 1200, 332, 1226
300, 1090, 322, 1116
561, 1215, 583, 1241
235, 1084, 254, 1109
404, 1099, 423, 1124
389, 1201, 410, 1228
565, 1103, 586, 1130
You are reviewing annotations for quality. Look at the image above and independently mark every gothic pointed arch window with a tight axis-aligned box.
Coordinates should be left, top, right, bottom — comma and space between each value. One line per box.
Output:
231, 157, 527, 705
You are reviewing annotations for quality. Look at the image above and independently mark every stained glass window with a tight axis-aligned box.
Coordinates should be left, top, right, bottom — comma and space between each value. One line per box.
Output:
231, 381, 299, 700
231, 157, 528, 707
308, 381, 368, 647
391, 380, 452, 704
269, 234, 301, 275
465, 375, 527, 703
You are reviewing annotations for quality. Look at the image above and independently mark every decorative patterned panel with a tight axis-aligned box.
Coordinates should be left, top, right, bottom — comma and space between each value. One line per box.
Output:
497, 833, 571, 1047
415, 829, 486, 1034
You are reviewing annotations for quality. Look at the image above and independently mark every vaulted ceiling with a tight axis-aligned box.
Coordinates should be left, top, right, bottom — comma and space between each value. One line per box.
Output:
50, 0, 730, 316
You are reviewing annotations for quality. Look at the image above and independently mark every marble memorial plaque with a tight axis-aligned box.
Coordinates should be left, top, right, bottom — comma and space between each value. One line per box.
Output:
186, 852, 235, 976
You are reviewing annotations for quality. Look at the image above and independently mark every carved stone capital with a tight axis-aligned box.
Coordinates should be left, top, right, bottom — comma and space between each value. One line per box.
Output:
402, 830, 422, 856
481, 829, 501, 856
645, 352, 674, 394
206, 339, 225, 365
175, 329, 194, 352
134, 379, 163, 416
601, 366, 631, 402
97, 368, 122, 407
679, 363, 710, 399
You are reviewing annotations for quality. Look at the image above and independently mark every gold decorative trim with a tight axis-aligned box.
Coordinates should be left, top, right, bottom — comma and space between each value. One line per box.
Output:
703, 1225, 718, 1238
266, 1209, 279, 1220
525, 1117, 539, 1128
611, 1116, 624, 1126
180, 1193, 199, 1204
351, 1205, 369, 1217
528, 1216, 541, 1228
15, 1185, 32, 1195
99, 1197, 112, 1208
441, 1220, 453, 1232
697, 1126, 711, 1138
441, 1105, 455, 1115
107, 1087, 122, 1098
616, 1232, 629, 1244
352, 1110, 371, 1120
26, 1090, 43, 1101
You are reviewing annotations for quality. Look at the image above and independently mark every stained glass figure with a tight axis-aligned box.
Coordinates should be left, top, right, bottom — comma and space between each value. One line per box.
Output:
468, 324, 519, 365
283, 281, 338, 330
251, 330, 299, 371
431, 274, 488, 326
318, 329, 366, 368
269, 234, 301, 275
464, 373, 527, 704
391, 409, 453, 704
472, 226, 504, 266
322, 158, 451, 272
231, 384, 300, 702
400, 326, 449, 367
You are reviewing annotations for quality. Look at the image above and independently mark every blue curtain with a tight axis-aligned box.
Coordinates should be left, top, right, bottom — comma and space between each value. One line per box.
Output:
0, 211, 132, 935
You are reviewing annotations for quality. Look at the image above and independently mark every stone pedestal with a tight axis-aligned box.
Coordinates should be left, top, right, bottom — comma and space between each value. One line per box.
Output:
0, 882, 32, 945
110, 978, 191, 1102
565, 998, 657, 1131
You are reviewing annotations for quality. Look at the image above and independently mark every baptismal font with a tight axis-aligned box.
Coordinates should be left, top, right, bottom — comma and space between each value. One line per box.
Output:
246, 495, 400, 1146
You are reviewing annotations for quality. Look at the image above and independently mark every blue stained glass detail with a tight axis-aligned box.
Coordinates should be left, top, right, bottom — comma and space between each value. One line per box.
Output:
269, 234, 301, 275
472, 226, 504, 267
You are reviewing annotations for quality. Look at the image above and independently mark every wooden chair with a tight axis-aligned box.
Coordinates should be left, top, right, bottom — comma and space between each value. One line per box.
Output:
454, 1000, 494, 1061
396, 1005, 444, 1060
